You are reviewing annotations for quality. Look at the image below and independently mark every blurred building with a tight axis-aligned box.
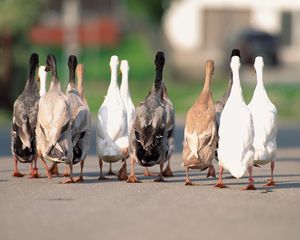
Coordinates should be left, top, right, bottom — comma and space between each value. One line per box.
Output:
29, 0, 125, 55
163, 0, 300, 76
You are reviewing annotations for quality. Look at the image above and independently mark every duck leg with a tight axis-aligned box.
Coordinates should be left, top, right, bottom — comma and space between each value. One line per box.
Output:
265, 160, 276, 186
30, 155, 40, 178
49, 162, 59, 176
74, 160, 84, 183
12, 155, 25, 177
154, 161, 165, 182
107, 162, 116, 175
242, 166, 256, 190
61, 162, 74, 184
162, 159, 174, 177
206, 165, 216, 178
63, 164, 70, 177
127, 157, 140, 183
118, 158, 128, 181
144, 167, 156, 176
185, 167, 193, 185
215, 165, 227, 188
98, 158, 107, 180
38, 152, 51, 181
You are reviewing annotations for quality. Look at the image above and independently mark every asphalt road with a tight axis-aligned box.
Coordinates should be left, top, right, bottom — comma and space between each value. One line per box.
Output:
0, 123, 300, 240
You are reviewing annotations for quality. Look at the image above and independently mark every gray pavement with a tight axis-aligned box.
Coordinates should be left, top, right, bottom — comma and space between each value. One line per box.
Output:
0, 123, 300, 240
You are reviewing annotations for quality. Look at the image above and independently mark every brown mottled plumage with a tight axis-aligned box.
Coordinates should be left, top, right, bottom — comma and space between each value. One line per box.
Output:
182, 60, 217, 185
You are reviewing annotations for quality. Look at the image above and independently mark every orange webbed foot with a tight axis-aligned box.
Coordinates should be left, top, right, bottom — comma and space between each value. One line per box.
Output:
74, 176, 84, 183
30, 168, 41, 178
60, 178, 75, 184
241, 183, 256, 190
127, 175, 141, 183
13, 171, 25, 177
265, 178, 276, 187
215, 181, 228, 188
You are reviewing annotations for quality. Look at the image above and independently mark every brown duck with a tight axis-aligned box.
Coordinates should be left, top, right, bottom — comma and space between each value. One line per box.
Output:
182, 60, 217, 185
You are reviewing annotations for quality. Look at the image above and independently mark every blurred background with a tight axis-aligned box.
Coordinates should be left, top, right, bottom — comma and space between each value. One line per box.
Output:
0, 0, 300, 124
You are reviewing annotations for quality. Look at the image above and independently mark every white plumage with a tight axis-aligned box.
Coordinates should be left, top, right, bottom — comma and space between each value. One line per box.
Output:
38, 66, 47, 97
217, 56, 255, 189
96, 55, 128, 180
120, 60, 135, 136
248, 56, 277, 185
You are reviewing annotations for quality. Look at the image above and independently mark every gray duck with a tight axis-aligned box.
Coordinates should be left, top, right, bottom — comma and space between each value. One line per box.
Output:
127, 51, 168, 183
11, 53, 40, 178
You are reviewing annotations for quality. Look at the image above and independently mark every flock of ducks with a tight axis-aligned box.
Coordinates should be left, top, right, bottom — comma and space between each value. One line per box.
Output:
11, 49, 277, 189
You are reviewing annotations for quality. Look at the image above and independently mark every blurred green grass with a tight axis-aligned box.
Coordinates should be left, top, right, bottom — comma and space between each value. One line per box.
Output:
1, 35, 299, 125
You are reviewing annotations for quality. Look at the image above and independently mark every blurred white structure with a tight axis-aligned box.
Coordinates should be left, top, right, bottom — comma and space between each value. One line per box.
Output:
163, 0, 300, 74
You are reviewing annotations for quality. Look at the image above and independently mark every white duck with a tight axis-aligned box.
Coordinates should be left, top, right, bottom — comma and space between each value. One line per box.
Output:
216, 56, 255, 190
38, 66, 47, 97
248, 56, 277, 186
120, 60, 135, 136
96, 55, 128, 180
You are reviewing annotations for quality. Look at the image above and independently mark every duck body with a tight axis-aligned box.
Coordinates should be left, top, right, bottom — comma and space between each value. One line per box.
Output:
248, 57, 277, 186
248, 57, 277, 165
66, 56, 90, 166
127, 52, 167, 183
96, 56, 128, 163
11, 53, 40, 176
218, 56, 254, 180
36, 83, 73, 164
36, 55, 73, 183
130, 93, 167, 167
182, 60, 217, 185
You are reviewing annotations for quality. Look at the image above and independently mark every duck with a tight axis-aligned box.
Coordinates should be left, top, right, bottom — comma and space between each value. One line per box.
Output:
64, 55, 91, 182
182, 60, 217, 185
212, 49, 240, 178
216, 55, 255, 190
248, 56, 277, 186
35, 54, 73, 183
11, 53, 40, 178
38, 65, 47, 97
127, 51, 168, 183
142, 82, 175, 178
96, 55, 128, 181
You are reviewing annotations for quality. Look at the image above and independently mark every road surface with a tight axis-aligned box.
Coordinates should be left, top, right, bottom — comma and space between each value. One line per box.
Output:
0, 123, 300, 240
